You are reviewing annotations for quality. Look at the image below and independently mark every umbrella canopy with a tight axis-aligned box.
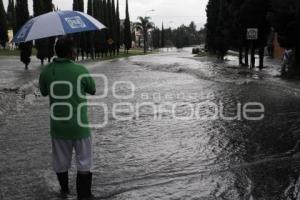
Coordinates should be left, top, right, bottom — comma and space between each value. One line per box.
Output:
13, 10, 106, 43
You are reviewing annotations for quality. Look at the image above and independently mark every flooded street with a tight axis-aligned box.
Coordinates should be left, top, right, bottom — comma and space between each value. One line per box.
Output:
1, 49, 300, 200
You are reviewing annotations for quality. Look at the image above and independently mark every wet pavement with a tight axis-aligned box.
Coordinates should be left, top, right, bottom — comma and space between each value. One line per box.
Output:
0, 49, 300, 200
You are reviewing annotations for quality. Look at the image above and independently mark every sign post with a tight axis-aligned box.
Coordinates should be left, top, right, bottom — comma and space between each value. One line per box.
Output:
107, 38, 114, 45
247, 28, 258, 40
247, 28, 258, 68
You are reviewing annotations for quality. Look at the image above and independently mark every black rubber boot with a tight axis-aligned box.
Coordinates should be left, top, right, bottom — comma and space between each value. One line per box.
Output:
56, 172, 70, 199
77, 172, 94, 200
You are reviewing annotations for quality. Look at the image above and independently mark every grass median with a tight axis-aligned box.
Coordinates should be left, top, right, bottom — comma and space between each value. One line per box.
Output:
0, 48, 37, 56
0, 48, 156, 60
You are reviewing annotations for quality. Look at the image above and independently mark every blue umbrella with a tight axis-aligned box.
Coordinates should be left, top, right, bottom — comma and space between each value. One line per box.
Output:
13, 10, 106, 43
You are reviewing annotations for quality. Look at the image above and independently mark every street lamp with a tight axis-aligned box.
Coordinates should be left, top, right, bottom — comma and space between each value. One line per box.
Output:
143, 9, 155, 52
145, 9, 155, 17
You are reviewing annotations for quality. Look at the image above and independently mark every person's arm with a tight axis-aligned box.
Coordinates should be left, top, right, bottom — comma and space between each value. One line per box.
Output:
82, 69, 96, 96
39, 72, 48, 97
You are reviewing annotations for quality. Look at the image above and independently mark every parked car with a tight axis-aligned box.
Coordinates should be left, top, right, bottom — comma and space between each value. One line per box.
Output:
192, 48, 200, 54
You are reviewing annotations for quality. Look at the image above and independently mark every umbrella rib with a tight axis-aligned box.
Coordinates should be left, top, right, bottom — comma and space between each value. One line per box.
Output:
56, 12, 67, 36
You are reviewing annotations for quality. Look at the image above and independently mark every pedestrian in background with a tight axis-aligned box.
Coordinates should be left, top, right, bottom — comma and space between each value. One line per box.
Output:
282, 49, 293, 75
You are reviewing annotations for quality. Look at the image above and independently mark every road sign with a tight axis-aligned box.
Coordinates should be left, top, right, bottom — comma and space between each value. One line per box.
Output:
247, 28, 258, 40
107, 38, 114, 45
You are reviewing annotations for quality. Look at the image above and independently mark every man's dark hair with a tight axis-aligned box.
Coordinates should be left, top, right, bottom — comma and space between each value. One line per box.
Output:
55, 36, 74, 58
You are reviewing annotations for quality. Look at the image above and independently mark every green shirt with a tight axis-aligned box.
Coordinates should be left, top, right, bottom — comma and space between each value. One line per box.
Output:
39, 58, 96, 140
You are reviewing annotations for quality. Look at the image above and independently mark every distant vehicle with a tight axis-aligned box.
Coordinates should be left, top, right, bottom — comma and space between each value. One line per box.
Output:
192, 48, 200, 54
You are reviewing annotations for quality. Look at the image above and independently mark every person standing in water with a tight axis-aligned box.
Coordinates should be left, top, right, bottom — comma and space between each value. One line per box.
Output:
39, 36, 96, 200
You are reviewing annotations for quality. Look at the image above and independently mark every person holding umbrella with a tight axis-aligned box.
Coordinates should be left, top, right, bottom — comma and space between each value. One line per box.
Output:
13, 10, 106, 200
39, 36, 96, 199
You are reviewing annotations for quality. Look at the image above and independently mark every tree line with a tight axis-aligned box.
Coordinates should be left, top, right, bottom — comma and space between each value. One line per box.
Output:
33, 0, 55, 65
73, 0, 132, 59
1, 0, 55, 69
205, 0, 300, 75
1, 0, 206, 69
151, 21, 205, 49
0, 0, 133, 69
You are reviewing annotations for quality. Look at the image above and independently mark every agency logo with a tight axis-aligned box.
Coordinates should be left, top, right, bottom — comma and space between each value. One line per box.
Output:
65, 16, 87, 29
50, 74, 265, 128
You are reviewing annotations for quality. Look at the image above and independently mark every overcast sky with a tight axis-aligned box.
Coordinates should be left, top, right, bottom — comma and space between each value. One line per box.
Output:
3, 0, 208, 29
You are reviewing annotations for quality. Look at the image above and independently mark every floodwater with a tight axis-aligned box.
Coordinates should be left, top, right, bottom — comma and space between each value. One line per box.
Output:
0, 48, 299, 200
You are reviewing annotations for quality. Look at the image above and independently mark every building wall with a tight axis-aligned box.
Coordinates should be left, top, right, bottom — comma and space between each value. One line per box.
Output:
0, 30, 14, 49
7, 30, 15, 50
8, 30, 13, 42
273, 33, 284, 59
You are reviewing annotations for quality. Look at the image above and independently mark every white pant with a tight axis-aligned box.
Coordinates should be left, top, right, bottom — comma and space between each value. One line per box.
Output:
51, 137, 93, 173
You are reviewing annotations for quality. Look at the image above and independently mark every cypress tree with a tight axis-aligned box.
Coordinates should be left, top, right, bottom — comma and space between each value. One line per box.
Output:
86, 0, 94, 59
94, 0, 99, 56
106, 0, 113, 56
103, 0, 108, 26
93, 0, 99, 20
99, 0, 104, 22
161, 23, 165, 47
6, 0, 12, 28
7, 0, 16, 33
78, 0, 84, 11
16, 0, 32, 70
124, 0, 132, 53
44, 0, 55, 62
87, 0, 93, 14
111, 0, 116, 55
107, 0, 112, 36
228, 0, 247, 66
205, 0, 220, 54
12, 0, 16, 34
0, 0, 8, 48
96, 0, 104, 57
44, 0, 53, 12
239, 0, 271, 68
78, 0, 86, 59
215, 0, 231, 60
205, 0, 231, 60
33, 0, 44, 16
116, 0, 120, 54
33, 0, 47, 65
33, 0, 54, 64
73, 0, 80, 60
152, 27, 160, 48
33, 0, 45, 64
103, 0, 110, 56
15, 0, 29, 35
101, 0, 109, 57
83, 0, 93, 58
93, 0, 100, 58
73, 0, 78, 10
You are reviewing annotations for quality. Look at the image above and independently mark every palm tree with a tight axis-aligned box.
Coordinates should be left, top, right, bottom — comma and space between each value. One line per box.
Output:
135, 16, 154, 53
